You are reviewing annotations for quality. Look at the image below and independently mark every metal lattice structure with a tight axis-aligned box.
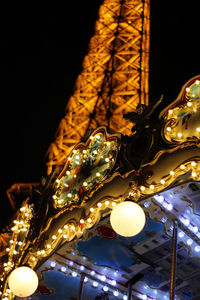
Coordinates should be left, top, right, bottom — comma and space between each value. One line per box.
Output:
46, 0, 150, 174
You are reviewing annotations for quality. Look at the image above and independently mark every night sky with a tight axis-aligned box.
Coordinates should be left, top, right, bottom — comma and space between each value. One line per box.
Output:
0, 1, 200, 231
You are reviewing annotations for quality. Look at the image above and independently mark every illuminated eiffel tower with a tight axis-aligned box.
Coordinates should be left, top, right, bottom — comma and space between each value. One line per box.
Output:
5, 0, 150, 226
46, 0, 150, 175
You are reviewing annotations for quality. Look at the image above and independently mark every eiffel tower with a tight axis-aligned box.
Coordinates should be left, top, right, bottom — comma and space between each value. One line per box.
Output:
4, 0, 150, 243
46, 0, 150, 175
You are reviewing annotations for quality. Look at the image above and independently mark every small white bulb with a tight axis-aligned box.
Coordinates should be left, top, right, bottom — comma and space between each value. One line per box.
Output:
93, 281, 98, 287
187, 238, 193, 246
101, 275, 106, 281
50, 261, 56, 267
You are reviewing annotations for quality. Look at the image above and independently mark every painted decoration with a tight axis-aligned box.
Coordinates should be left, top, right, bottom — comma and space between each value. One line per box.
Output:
53, 127, 121, 209
161, 75, 200, 143
77, 217, 164, 272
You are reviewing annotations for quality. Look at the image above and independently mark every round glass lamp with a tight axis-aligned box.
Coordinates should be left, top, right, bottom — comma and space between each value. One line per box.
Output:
110, 201, 145, 237
8, 266, 38, 297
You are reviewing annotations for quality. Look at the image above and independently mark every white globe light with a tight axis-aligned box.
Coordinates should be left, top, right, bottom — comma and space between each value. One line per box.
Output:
8, 266, 38, 297
110, 201, 145, 237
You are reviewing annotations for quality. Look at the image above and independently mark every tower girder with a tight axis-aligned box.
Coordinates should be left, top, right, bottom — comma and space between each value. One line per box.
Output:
46, 0, 150, 175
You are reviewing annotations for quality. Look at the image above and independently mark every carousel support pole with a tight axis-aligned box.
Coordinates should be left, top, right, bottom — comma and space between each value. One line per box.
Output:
128, 282, 132, 300
77, 273, 85, 300
170, 220, 178, 300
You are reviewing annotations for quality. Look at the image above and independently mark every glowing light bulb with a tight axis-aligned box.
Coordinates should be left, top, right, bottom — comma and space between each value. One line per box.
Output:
50, 262, 56, 267
110, 202, 145, 237
167, 204, 173, 211
80, 266, 85, 271
195, 246, 200, 252
111, 280, 116, 286
8, 267, 38, 298
184, 219, 190, 226
93, 281, 98, 287
178, 231, 184, 238
187, 102, 192, 107
113, 291, 119, 296
140, 186, 145, 191
170, 170, 175, 176
103, 286, 108, 292
61, 267, 66, 272
193, 226, 198, 233
186, 87, 190, 92
91, 271, 95, 276
167, 127, 171, 131
187, 238, 193, 246
72, 272, 77, 277
101, 275, 106, 281
180, 164, 185, 170
66, 170, 70, 175
160, 179, 165, 185
96, 172, 101, 177
177, 132, 182, 138
150, 185, 154, 190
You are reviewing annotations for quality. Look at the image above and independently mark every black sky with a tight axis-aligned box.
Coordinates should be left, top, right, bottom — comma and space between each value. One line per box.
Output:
0, 1, 200, 231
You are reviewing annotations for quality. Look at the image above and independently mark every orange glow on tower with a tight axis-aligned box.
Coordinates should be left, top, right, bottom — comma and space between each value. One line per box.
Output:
46, 0, 150, 175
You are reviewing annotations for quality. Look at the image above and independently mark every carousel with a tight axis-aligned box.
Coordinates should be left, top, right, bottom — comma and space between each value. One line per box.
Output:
1, 75, 200, 300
